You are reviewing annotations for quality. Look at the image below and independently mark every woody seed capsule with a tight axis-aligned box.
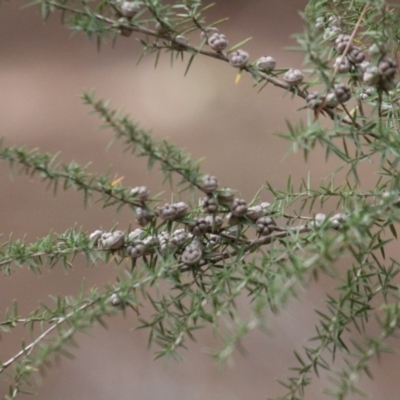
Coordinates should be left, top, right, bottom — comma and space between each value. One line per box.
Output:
100, 231, 125, 250
230, 198, 248, 217
246, 205, 264, 221
208, 33, 228, 51
205, 215, 223, 232
357, 60, 370, 74
315, 16, 325, 30
323, 26, 341, 41
208, 234, 220, 246
159, 203, 178, 221
324, 92, 339, 108
256, 56, 276, 72
255, 216, 275, 236
130, 186, 150, 201
313, 213, 326, 228
119, 1, 141, 18
129, 241, 146, 258
328, 15, 340, 27
158, 232, 177, 255
347, 47, 365, 64
260, 202, 272, 214
306, 92, 321, 109
188, 218, 209, 236
334, 56, 351, 73
181, 242, 202, 265
143, 236, 158, 254
171, 229, 188, 246
117, 18, 131, 37
175, 35, 188, 45
335, 34, 352, 54
135, 207, 152, 226
365, 86, 376, 95
334, 84, 351, 103
229, 50, 250, 68
329, 213, 347, 230
379, 58, 397, 79
173, 201, 189, 217
200, 27, 219, 40
200, 175, 219, 193
363, 65, 380, 85
201, 196, 219, 213
217, 188, 235, 204
89, 230, 103, 244
283, 69, 304, 86
128, 228, 145, 242
110, 293, 123, 307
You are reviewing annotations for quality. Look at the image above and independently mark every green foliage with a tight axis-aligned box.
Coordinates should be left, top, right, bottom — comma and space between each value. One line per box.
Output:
2, 0, 400, 399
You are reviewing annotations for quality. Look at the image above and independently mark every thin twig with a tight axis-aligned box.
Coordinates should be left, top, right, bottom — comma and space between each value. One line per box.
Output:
0, 301, 94, 373
45, 0, 370, 133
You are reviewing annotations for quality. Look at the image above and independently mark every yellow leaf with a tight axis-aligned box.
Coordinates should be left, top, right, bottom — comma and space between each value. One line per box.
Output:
111, 176, 124, 187
25, 365, 39, 372
350, 106, 358, 117
235, 71, 242, 84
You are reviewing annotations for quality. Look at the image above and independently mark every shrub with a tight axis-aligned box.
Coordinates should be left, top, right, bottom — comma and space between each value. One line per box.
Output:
1, 0, 400, 399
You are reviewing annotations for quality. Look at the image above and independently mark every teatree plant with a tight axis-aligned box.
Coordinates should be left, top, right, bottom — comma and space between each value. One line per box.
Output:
1, 0, 400, 399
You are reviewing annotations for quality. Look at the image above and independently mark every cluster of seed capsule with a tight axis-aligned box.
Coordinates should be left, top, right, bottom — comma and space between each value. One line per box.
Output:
89, 176, 280, 267
115, 4, 396, 107
113, 1, 306, 88
89, 173, 379, 272
306, 83, 352, 109
200, 26, 305, 86
309, 15, 398, 108
334, 34, 397, 90
311, 213, 348, 230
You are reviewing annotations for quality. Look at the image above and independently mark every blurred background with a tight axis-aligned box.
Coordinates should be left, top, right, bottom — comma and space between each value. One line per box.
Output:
0, 0, 399, 399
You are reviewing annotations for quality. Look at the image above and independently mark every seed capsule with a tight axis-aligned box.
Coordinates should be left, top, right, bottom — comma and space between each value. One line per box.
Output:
255, 216, 275, 236
158, 203, 178, 221
229, 50, 250, 68
201, 196, 219, 213
347, 46, 365, 64
119, 1, 141, 18
283, 69, 304, 86
334, 84, 351, 103
200, 27, 219, 41
335, 34, 352, 54
181, 242, 202, 265
188, 218, 209, 236
256, 56, 276, 72
207, 33, 228, 51
200, 175, 219, 194
130, 186, 150, 201
334, 56, 351, 73
100, 231, 125, 250
230, 198, 248, 217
